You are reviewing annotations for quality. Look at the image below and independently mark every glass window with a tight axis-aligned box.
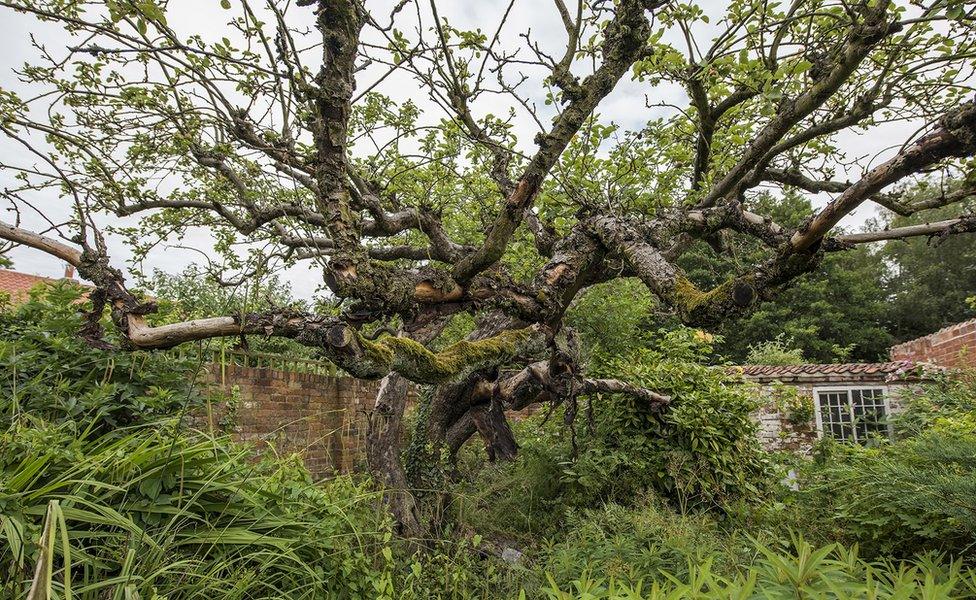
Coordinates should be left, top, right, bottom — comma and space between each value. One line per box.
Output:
816, 388, 888, 444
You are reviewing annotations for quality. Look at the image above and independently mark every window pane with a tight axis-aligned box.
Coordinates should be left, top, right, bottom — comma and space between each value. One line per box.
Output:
851, 388, 887, 444
819, 391, 853, 441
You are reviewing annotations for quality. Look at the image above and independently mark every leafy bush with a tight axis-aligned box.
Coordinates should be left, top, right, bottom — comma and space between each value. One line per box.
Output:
890, 369, 976, 437
783, 427, 976, 558
565, 279, 657, 369
753, 374, 976, 559
0, 282, 204, 432
567, 328, 771, 511
6, 277, 976, 599
452, 328, 772, 557
452, 432, 569, 542
744, 334, 806, 366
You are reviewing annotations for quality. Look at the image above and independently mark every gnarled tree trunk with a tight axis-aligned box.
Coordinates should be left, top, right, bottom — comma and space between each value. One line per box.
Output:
364, 320, 447, 538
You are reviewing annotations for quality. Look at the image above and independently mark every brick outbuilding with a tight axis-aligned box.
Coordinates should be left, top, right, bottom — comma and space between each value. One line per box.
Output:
734, 362, 936, 453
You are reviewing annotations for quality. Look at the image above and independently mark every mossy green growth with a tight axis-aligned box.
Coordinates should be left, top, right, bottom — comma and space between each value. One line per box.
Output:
372, 327, 536, 384
671, 275, 754, 323
349, 334, 396, 378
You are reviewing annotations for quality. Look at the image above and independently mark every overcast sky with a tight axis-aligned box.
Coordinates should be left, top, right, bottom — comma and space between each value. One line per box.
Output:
0, 0, 923, 298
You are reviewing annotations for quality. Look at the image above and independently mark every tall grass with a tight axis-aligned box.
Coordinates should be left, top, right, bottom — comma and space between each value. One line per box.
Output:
0, 417, 392, 599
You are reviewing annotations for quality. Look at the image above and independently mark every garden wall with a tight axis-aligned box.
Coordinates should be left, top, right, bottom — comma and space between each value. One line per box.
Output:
890, 318, 976, 368
751, 383, 820, 453
196, 363, 385, 479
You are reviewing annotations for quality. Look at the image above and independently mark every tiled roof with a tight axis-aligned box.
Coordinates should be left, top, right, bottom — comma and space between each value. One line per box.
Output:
730, 361, 938, 383
0, 269, 89, 301
0, 269, 60, 299
736, 362, 912, 377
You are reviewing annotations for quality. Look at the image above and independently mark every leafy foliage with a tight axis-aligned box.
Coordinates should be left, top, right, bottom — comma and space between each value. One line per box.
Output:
718, 241, 893, 363
0, 281, 204, 433
4, 282, 976, 598
889, 369, 976, 437
0, 419, 395, 600
565, 279, 657, 370
744, 335, 807, 366
878, 197, 976, 343
782, 422, 976, 558
531, 497, 767, 591
568, 328, 771, 511
452, 329, 772, 541
734, 370, 976, 561
540, 537, 976, 599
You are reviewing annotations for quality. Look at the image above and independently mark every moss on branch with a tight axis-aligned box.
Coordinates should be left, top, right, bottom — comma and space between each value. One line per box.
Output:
356, 326, 540, 384
671, 275, 757, 325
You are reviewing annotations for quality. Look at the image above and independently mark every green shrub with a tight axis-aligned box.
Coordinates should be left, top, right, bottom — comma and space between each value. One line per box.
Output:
890, 369, 976, 437
539, 537, 976, 599
786, 426, 976, 558
0, 418, 511, 600
6, 278, 976, 599
0, 282, 204, 432
567, 328, 771, 511
451, 328, 772, 562
528, 496, 768, 593
761, 374, 976, 559
452, 432, 569, 542
744, 334, 806, 366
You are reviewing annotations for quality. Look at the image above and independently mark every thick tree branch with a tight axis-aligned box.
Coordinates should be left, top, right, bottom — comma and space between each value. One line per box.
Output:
792, 101, 976, 251
451, 0, 661, 283
837, 216, 976, 244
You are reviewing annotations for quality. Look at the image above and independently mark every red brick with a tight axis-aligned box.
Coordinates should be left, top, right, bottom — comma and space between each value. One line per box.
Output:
194, 366, 406, 478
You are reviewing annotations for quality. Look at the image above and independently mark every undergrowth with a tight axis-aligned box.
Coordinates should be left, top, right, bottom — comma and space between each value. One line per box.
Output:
3, 283, 976, 598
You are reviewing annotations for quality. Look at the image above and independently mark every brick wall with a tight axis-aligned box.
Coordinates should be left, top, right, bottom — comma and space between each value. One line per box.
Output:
196, 364, 384, 479
890, 319, 976, 368
752, 383, 820, 453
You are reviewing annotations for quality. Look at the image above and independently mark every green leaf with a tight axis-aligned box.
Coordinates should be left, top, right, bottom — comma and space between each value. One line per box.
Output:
793, 59, 813, 74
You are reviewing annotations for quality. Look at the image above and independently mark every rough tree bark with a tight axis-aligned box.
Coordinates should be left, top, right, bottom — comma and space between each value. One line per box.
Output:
365, 320, 447, 538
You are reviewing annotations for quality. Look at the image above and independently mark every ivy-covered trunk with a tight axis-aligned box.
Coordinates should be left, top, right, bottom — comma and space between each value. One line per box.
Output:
364, 320, 447, 538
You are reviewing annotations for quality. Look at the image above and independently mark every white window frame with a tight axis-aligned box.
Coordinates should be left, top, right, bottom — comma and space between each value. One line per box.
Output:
812, 385, 893, 443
